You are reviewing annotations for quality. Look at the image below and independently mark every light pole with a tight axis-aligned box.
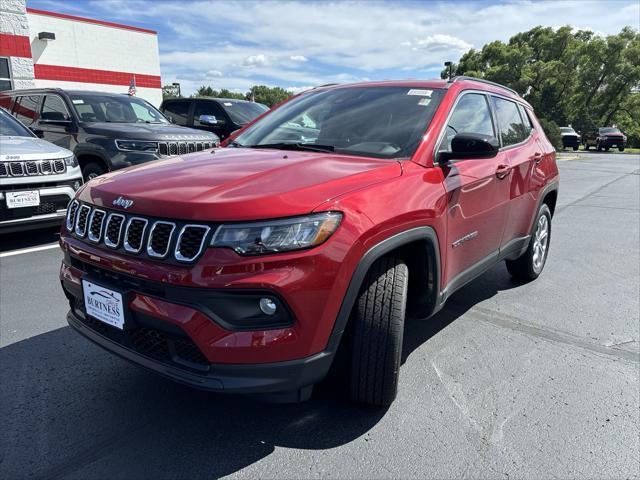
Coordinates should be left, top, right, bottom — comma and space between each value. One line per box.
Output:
444, 61, 453, 80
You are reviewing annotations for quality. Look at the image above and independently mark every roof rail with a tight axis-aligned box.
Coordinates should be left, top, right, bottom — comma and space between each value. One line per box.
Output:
314, 83, 339, 89
448, 76, 519, 96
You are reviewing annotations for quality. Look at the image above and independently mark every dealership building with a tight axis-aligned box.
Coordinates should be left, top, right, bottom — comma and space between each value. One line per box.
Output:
0, 0, 162, 106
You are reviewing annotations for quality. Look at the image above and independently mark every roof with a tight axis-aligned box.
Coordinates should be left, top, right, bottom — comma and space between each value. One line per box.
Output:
26, 8, 157, 35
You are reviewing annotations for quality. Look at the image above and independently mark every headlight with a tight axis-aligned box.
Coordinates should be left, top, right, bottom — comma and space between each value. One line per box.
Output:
211, 212, 342, 255
115, 140, 159, 152
64, 155, 78, 167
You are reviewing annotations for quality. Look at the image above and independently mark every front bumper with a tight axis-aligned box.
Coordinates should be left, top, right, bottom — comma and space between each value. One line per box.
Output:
66, 309, 333, 396
0, 184, 77, 233
598, 138, 627, 148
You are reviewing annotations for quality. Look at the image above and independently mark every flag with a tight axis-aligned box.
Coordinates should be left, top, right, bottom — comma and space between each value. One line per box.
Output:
128, 76, 136, 96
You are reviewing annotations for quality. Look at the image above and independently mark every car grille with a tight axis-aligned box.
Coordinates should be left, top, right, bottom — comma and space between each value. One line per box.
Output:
157, 140, 216, 157
0, 159, 66, 177
66, 200, 213, 263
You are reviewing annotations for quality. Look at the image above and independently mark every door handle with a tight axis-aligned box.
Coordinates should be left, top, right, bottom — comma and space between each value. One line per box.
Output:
495, 164, 511, 179
531, 152, 543, 163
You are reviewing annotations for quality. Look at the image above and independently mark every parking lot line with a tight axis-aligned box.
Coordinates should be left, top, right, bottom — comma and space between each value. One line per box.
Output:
0, 244, 59, 258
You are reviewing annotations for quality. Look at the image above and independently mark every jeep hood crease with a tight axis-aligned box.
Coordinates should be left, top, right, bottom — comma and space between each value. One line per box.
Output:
79, 148, 402, 221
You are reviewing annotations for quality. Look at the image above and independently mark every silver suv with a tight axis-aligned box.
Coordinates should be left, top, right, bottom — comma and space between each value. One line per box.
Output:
1, 109, 83, 233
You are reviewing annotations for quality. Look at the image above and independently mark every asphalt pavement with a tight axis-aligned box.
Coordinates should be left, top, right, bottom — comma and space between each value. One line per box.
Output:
1, 152, 638, 479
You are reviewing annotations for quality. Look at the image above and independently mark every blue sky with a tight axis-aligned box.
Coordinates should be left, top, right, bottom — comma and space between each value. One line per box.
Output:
28, 0, 640, 96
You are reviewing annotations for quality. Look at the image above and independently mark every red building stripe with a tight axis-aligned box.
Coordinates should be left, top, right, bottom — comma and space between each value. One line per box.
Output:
26, 8, 157, 35
0, 33, 32, 58
34, 65, 162, 89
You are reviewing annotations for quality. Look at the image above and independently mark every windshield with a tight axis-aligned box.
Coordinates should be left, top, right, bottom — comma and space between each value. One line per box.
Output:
69, 93, 169, 124
600, 127, 621, 134
234, 86, 445, 159
560, 127, 575, 133
221, 100, 269, 125
0, 109, 33, 137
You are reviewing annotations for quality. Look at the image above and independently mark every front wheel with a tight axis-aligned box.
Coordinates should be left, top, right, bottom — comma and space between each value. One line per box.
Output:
619, 147, 625, 152
604, 146, 610, 152
573, 145, 579, 151
584, 143, 589, 151
82, 162, 107, 181
349, 256, 408, 406
506, 204, 552, 281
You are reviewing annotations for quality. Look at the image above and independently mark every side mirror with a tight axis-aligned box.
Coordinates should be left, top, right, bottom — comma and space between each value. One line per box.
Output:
29, 126, 44, 138
438, 133, 500, 163
198, 114, 224, 126
39, 118, 72, 126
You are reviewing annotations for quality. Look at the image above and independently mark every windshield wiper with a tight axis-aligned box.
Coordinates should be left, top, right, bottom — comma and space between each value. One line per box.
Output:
250, 142, 335, 153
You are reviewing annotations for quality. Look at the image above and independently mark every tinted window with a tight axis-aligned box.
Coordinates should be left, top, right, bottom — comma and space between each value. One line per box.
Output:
0, 58, 11, 91
193, 100, 225, 127
518, 104, 533, 135
220, 101, 268, 125
162, 101, 190, 125
41, 95, 70, 121
235, 86, 446, 160
439, 93, 495, 152
600, 127, 621, 134
0, 108, 32, 137
493, 97, 527, 146
13, 95, 40, 125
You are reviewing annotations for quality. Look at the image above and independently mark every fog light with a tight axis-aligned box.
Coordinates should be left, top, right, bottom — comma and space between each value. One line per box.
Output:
259, 297, 277, 315
73, 180, 82, 190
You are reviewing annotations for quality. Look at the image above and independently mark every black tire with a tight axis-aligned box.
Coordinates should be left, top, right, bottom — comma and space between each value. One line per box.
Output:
604, 146, 610, 152
349, 256, 408, 406
596, 142, 602, 151
82, 162, 107, 181
573, 145, 579, 151
619, 147, 625, 152
584, 143, 589, 151
506, 204, 552, 282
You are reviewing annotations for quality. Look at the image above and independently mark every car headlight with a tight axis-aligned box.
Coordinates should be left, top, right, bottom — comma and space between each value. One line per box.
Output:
211, 212, 342, 255
64, 155, 78, 167
115, 140, 159, 152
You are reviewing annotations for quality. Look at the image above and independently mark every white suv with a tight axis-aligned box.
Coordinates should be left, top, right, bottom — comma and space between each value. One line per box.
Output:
1, 109, 83, 233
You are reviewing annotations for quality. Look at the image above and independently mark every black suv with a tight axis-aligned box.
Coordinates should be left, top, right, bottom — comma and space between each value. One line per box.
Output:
0, 89, 219, 180
160, 97, 268, 140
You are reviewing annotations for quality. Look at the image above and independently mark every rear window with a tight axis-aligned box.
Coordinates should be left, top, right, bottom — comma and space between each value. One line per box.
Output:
13, 95, 40, 125
493, 97, 528, 146
220, 101, 269, 125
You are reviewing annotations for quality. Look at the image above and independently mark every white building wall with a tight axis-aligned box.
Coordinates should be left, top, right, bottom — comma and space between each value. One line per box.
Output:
0, 0, 35, 89
31, 79, 162, 106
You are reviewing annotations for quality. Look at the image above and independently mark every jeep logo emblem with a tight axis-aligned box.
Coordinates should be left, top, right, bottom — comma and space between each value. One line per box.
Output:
112, 196, 134, 209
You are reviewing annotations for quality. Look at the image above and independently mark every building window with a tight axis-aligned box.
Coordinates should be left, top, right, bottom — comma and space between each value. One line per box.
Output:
0, 58, 12, 91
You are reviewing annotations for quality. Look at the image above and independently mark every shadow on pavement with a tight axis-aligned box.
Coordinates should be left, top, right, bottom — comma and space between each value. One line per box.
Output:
0, 264, 522, 479
0, 227, 60, 253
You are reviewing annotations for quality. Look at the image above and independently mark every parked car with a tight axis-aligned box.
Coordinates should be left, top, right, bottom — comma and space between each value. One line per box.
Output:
0, 89, 219, 180
582, 127, 627, 151
559, 126, 580, 150
59, 77, 558, 406
0, 108, 82, 233
160, 97, 269, 140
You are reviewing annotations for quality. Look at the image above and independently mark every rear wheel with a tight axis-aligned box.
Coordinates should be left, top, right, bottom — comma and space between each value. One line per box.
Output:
605, 146, 610, 152
584, 143, 589, 151
349, 256, 408, 406
573, 145, 579, 151
619, 147, 625, 152
82, 162, 107, 181
506, 204, 552, 281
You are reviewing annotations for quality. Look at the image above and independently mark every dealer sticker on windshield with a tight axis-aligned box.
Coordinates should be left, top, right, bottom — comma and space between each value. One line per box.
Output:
82, 280, 125, 330
407, 89, 433, 97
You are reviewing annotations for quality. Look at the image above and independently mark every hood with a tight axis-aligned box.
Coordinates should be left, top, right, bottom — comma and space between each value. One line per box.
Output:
81, 122, 218, 141
79, 148, 401, 221
0, 136, 73, 161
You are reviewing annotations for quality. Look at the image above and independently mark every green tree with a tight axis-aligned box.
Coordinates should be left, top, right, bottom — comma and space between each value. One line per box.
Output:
194, 86, 245, 100
247, 85, 291, 107
443, 26, 640, 141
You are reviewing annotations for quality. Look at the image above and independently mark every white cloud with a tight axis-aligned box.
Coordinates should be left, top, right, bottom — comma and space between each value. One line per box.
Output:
286, 85, 314, 94
404, 34, 473, 52
289, 55, 308, 62
242, 54, 269, 67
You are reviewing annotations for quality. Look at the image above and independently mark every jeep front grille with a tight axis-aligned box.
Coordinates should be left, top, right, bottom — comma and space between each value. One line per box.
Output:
0, 159, 66, 177
157, 141, 216, 157
66, 202, 214, 264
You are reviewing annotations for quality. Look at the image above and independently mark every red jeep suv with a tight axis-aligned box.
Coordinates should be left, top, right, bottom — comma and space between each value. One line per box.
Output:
59, 77, 558, 406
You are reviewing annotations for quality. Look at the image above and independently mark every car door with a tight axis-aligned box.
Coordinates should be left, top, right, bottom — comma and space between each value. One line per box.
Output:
437, 91, 511, 284
493, 97, 540, 247
36, 94, 74, 149
193, 100, 230, 138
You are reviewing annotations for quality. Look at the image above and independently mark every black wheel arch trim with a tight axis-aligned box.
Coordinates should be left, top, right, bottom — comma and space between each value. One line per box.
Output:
325, 226, 441, 352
